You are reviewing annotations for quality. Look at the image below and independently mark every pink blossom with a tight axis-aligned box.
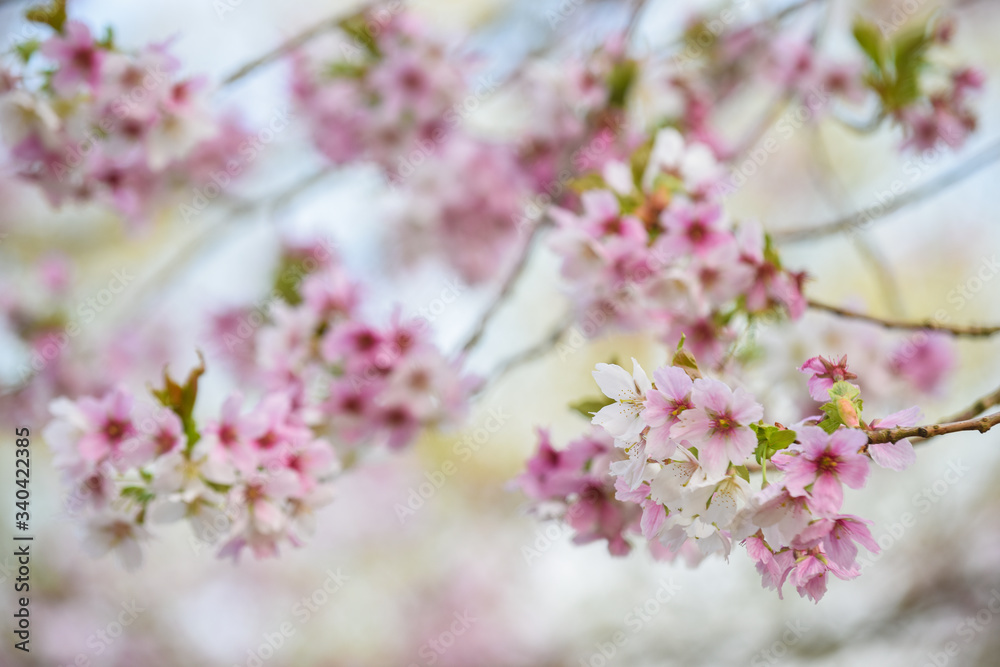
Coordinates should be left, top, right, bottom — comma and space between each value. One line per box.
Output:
518, 430, 605, 500
203, 394, 256, 474
745, 537, 795, 598
660, 203, 730, 257
889, 332, 955, 395
772, 426, 869, 515
868, 406, 922, 471
566, 478, 635, 556
793, 515, 879, 570
284, 439, 338, 495
41, 21, 104, 94
670, 378, 763, 476
75, 387, 140, 467
641, 366, 694, 458
799, 355, 858, 402
378, 403, 421, 450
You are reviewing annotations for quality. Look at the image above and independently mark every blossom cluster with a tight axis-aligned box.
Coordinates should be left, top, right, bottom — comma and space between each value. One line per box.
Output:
42, 251, 473, 567
749, 311, 956, 422
291, 9, 467, 169
0, 19, 246, 222
519, 351, 923, 602
851, 18, 984, 152
549, 128, 806, 365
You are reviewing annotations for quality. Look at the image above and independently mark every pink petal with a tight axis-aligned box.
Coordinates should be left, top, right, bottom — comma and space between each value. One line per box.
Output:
868, 440, 916, 472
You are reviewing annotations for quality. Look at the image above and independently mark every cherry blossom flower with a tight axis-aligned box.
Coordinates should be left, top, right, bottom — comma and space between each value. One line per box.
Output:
670, 378, 763, 476
889, 332, 955, 395
40, 21, 104, 94
591, 359, 653, 444
868, 406, 922, 472
772, 426, 869, 515
81, 513, 150, 571
799, 355, 859, 402
793, 515, 879, 570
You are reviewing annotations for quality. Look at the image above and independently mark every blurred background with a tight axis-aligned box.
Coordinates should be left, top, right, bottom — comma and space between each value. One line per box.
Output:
2, 0, 1000, 665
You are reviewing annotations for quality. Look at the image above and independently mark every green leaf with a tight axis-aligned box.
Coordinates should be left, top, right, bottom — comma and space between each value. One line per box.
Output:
567, 172, 606, 194
96, 26, 115, 51
25, 0, 66, 33
818, 381, 864, 432
120, 486, 155, 505
13, 39, 40, 63
770, 429, 797, 449
151, 353, 206, 453
606, 59, 638, 109
671, 346, 701, 379
326, 61, 368, 79
752, 424, 798, 465
852, 18, 886, 71
734, 465, 750, 483
629, 135, 654, 186
889, 26, 932, 108
569, 395, 614, 419
339, 13, 381, 58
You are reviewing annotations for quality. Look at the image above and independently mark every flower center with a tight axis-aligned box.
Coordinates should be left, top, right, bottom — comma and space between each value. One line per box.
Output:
817, 454, 839, 473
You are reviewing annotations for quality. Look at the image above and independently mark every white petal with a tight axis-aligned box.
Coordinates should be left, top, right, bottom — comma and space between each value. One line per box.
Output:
592, 363, 639, 401
592, 402, 642, 440
630, 358, 652, 395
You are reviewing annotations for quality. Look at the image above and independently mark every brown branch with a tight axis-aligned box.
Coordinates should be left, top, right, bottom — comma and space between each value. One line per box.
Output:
866, 411, 1000, 444
941, 383, 1000, 423
807, 299, 1000, 337
774, 137, 1000, 243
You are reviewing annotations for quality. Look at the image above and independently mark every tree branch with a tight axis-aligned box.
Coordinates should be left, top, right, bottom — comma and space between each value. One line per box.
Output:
807, 299, 1000, 337
941, 383, 1000, 423
459, 222, 546, 354
219, 2, 381, 87
867, 411, 1000, 444
774, 136, 1000, 243
472, 312, 574, 399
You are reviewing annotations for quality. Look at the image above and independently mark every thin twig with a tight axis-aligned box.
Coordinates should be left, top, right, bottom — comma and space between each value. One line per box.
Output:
625, 0, 650, 43
941, 383, 1000, 423
774, 137, 1000, 243
804, 126, 904, 315
120, 168, 336, 322
473, 313, 574, 399
219, 2, 380, 88
867, 411, 1000, 444
459, 222, 546, 354
808, 299, 1000, 337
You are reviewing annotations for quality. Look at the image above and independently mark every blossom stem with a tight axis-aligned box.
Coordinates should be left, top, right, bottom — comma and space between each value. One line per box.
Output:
773, 136, 1000, 243
866, 411, 1000, 444
807, 299, 1000, 337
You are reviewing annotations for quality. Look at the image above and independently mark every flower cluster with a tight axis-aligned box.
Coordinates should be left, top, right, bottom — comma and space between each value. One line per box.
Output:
291, 9, 467, 169
42, 250, 474, 567
851, 17, 984, 152
549, 128, 806, 365
42, 375, 339, 568
509, 39, 631, 191
747, 312, 956, 423
386, 136, 531, 284
519, 348, 926, 602
254, 258, 474, 442
0, 18, 246, 222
